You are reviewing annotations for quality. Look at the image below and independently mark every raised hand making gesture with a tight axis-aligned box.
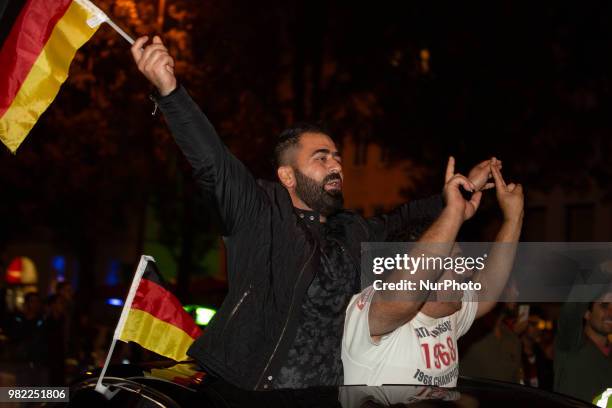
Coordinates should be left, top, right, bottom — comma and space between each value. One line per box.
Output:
490, 157, 524, 223
443, 156, 482, 222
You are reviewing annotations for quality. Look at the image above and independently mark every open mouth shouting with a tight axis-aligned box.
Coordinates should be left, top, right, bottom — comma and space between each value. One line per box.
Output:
324, 178, 342, 192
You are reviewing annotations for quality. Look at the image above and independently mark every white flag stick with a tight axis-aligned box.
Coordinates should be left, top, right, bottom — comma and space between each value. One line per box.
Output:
94, 255, 155, 398
105, 19, 135, 45
75, 0, 135, 45
93, 338, 120, 398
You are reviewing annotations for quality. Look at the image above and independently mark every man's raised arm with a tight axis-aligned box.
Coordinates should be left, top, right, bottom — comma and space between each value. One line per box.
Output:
131, 36, 265, 235
472, 161, 524, 318
368, 157, 482, 336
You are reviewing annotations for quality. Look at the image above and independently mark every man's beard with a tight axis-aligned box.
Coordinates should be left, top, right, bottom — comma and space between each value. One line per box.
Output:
294, 169, 344, 217
589, 318, 612, 337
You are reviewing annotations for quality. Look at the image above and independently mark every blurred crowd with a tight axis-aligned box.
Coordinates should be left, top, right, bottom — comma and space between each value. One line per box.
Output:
0, 283, 98, 387
0, 282, 185, 388
460, 293, 611, 403
460, 302, 555, 389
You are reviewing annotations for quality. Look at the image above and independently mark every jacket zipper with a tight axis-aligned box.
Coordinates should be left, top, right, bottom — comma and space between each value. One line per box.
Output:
221, 285, 251, 337
230, 287, 250, 318
255, 242, 317, 389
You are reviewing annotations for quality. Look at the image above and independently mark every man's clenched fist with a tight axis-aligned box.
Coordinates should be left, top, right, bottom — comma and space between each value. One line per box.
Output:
131, 35, 177, 96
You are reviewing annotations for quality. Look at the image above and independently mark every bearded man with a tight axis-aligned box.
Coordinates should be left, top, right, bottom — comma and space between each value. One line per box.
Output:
130, 35, 496, 390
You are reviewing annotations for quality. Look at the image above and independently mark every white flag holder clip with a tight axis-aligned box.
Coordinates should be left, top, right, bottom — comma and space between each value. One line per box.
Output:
75, 0, 135, 44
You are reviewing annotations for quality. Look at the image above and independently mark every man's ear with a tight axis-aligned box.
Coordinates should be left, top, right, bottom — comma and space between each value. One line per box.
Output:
277, 166, 295, 188
584, 309, 592, 322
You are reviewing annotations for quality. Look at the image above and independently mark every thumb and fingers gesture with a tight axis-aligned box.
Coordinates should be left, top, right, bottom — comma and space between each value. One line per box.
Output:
444, 157, 480, 221
445, 156, 456, 184
491, 159, 524, 220
468, 158, 502, 191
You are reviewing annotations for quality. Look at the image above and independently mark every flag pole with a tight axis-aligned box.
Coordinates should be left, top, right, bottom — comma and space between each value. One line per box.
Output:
94, 338, 120, 397
105, 19, 135, 45
94, 255, 154, 398
75, 0, 135, 45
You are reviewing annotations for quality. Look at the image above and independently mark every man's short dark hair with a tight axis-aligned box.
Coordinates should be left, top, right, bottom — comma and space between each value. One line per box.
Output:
274, 122, 330, 167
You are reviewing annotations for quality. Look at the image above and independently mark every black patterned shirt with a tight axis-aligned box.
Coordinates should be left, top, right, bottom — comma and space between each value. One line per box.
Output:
273, 209, 360, 388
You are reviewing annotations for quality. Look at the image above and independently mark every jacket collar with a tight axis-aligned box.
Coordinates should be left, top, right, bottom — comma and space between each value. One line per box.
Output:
295, 208, 322, 225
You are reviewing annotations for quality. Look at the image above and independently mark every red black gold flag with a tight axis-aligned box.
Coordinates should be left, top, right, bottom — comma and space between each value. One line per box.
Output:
116, 257, 202, 362
0, 0, 106, 152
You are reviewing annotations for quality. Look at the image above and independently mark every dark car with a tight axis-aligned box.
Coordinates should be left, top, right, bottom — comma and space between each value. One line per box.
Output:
58, 362, 597, 408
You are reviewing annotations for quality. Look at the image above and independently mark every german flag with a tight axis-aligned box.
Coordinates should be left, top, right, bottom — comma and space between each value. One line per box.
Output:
0, 0, 106, 153
116, 257, 202, 362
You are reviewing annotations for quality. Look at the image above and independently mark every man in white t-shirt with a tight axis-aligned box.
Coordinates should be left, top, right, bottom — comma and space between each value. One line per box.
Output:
342, 158, 524, 387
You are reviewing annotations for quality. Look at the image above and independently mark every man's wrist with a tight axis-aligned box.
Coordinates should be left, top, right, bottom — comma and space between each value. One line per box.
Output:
158, 82, 177, 97
441, 205, 464, 225
150, 83, 181, 104
502, 212, 524, 225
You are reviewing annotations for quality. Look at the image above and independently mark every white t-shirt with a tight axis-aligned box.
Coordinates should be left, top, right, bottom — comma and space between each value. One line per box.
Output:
342, 286, 477, 387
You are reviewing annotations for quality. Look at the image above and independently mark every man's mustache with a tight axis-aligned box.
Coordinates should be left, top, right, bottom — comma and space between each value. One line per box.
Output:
322, 173, 342, 184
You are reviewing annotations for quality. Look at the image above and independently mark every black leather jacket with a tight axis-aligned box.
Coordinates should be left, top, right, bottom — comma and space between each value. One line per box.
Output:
156, 86, 443, 390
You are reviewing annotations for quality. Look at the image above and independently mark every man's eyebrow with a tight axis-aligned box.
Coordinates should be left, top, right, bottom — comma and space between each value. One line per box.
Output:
311, 148, 331, 156
311, 148, 341, 157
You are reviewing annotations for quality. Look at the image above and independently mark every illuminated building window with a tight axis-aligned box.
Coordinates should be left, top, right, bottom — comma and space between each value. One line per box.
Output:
420, 48, 431, 74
